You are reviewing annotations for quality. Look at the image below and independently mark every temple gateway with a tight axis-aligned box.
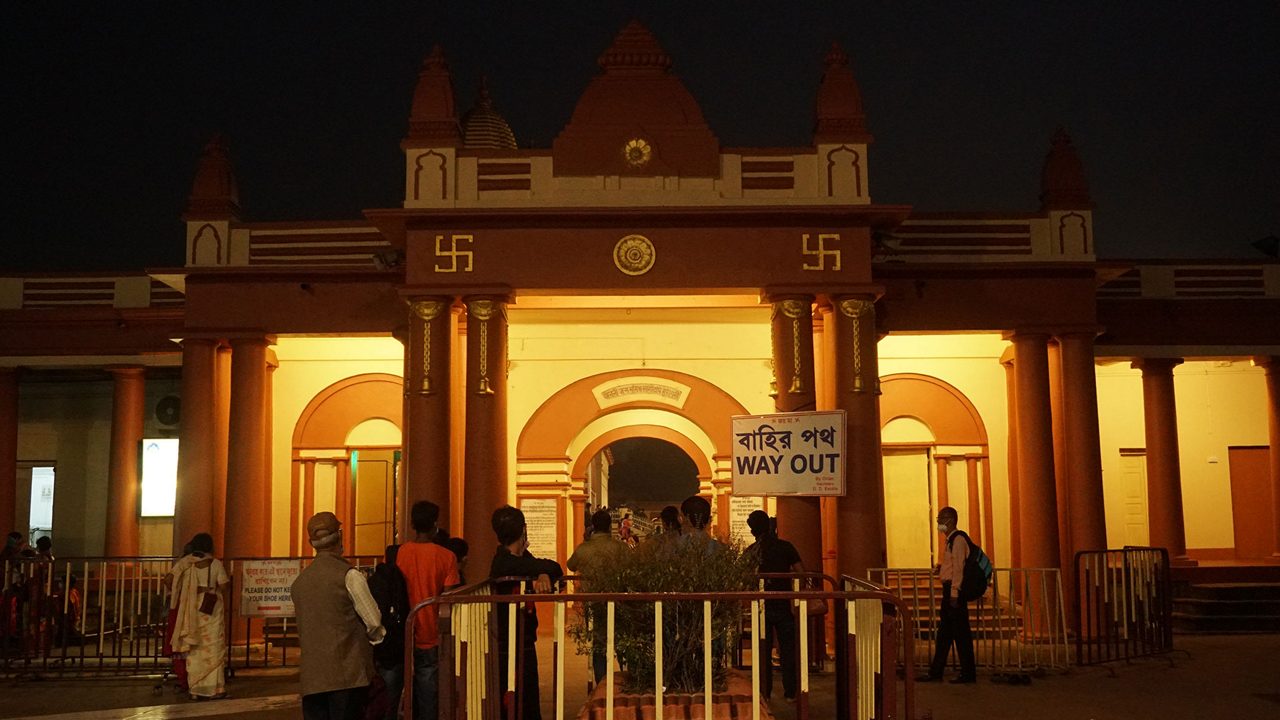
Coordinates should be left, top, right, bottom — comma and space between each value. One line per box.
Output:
2, 23, 1277, 593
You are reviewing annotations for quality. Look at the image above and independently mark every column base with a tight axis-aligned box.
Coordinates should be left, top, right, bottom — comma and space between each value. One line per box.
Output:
1264, 553, 1280, 565
1169, 555, 1199, 567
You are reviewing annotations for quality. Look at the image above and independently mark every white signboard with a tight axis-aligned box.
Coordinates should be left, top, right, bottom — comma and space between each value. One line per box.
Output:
729, 495, 766, 545
240, 559, 303, 617
520, 497, 560, 561
732, 410, 846, 496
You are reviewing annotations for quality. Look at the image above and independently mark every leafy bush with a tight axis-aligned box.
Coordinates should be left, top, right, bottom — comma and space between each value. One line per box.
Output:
569, 533, 757, 693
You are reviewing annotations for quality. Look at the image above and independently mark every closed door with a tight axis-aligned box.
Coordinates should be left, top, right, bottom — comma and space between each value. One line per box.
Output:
1119, 451, 1149, 547
883, 449, 933, 568
353, 449, 397, 557
1228, 447, 1271, 560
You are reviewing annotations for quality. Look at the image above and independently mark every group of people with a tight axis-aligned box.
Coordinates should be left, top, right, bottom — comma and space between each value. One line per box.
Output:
290, 499, 562, 720
2, 532, 78, 655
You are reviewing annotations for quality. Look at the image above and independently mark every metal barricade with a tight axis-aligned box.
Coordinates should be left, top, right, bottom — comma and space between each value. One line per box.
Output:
1, 554, 381, 676
1074, 547, 1172, 666
869, 567, 1072, 673
405, 576, 917, 720
2, 556, 173, 675
222, 555, 379, 672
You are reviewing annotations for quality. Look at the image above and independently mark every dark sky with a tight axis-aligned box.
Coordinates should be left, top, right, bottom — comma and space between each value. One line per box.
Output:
4, 2, 1277, 272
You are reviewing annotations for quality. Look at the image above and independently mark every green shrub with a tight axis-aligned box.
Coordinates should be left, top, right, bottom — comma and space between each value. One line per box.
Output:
569, 533, 757, 693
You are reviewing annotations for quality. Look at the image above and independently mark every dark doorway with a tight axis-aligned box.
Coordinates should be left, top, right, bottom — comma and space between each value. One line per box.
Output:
602, 437, 699, 511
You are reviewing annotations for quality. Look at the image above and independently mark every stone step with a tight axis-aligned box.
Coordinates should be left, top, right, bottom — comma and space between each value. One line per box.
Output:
1172, 597, 1280, 617
1171, 612, 1280, 634
1176, 582, 1280, 602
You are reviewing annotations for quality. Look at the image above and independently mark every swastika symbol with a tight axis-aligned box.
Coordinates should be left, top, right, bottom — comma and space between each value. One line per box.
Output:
434, 234, 474, 273
801, 233, 842, 271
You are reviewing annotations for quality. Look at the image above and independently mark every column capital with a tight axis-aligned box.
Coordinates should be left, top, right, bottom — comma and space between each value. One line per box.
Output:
104, 365, 146, 377
1054, 327, 1103, 343
406, 296, 451, 322
226, 334, 275, 348
1131, 357, 1183, 374
763, 290, 816, 305
1253, 355, 1280, 372
1004, 329, 1052, 344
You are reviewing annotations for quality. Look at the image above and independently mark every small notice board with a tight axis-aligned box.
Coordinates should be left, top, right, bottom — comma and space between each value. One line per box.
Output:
731, 410, 846, 496
240, 559, 303, 617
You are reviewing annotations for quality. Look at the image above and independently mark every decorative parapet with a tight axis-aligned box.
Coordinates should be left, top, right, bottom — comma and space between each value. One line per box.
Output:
0, 275, 184, 309
1098, 262, 1280, 299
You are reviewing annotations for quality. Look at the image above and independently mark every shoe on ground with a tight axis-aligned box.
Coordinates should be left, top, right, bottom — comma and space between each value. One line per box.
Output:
948, 675, 977, 684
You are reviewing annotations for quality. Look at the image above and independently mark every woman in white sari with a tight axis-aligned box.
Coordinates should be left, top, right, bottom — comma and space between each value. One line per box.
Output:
169, 533, 230, 700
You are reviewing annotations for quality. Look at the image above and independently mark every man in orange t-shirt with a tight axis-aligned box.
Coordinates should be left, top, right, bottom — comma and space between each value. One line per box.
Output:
397, 501, 459, 720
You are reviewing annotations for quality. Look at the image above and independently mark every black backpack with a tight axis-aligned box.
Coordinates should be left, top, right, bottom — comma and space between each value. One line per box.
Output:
947, 530, 993, 602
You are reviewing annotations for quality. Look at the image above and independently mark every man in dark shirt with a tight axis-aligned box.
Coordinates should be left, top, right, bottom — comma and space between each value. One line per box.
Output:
746, 510, 802, 702
366, 544, 409, 720
489, 506, 564, 720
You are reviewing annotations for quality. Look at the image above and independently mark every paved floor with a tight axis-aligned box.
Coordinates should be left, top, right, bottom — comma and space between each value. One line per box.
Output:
1, 635, 1277, 719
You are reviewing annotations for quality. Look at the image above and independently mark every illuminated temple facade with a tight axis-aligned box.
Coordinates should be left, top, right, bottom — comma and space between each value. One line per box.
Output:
2, 24, 1278, 586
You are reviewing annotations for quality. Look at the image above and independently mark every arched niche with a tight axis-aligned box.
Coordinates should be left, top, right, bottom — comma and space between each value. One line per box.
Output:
292, 373, 404, 450
879, 373, 988, 445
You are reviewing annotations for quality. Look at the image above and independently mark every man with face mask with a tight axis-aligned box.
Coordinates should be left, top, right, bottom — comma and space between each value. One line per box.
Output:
919, 506, 976, 683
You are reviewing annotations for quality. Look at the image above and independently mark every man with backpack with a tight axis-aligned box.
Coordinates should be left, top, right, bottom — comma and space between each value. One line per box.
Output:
921, 506, 978, 684
366, 544, 410, 720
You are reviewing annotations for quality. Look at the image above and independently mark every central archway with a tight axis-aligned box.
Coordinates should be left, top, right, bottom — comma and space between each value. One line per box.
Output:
515, 369, 750, 562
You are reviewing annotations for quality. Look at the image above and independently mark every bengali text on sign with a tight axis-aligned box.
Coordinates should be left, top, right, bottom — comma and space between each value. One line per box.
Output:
731, 410, 846, 496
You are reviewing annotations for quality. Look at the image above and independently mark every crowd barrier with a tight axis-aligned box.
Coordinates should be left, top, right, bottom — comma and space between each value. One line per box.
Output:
1073, 547, 1172, 666
1, 554, 380, 676
868, 567, 1072, 673
405, 574, 917, 720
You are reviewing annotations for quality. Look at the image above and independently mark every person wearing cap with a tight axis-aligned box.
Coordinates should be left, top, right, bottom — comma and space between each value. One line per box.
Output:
291, 512, 386, 720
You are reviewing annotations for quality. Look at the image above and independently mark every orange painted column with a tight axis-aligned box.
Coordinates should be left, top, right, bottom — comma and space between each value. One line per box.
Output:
1047, 341, 1073, 575
223, 337, 270, 559
402, 298, 453, 540
463, 296, 509, 563
935, 455, 950, 508
1002, 357, 1021, 568
830, 296, 886, 579
770, 295, 822, 572
1257, 357, 1280, 561
1011, 333, 1061, 571
1058, 333, 1108, 555
211, 345, 231, 552
965, 455, 982, 546
104, 366, 146, 557
0, 369, 18, 534
262, 358, 276, 555
174, 339, 218, 553
1133, 358, 1194, 566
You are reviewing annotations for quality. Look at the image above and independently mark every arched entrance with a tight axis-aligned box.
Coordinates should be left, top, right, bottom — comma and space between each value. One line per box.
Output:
291, 373, 403, 556
879, 373, 991, 567
516, 369, 748, 563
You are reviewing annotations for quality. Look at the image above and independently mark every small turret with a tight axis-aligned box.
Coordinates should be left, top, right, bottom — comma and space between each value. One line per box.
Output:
462, 77, 517, 150
183, 133, 239, 221
1040, 128, 1093, 211
403, 45, 461, 149
814, 42, 872, 144
1038, 128, 1094, 256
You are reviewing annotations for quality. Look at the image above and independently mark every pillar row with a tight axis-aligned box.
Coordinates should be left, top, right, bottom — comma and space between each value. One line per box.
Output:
1011, 333, 1061, 571
402, 297, 453, 541
0, 369, 18, 534
104, 366, 146, 557
1261, 357, 1280, 562
830, 295, 885, 579
769, 294, 822, 572
1133, 358, 1193, 566
223, 337, 271, 559
174, 339, 218, 553
463, 296, 509, 564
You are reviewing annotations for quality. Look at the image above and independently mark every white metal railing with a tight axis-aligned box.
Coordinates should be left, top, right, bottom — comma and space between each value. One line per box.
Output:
869, 566, 1072, 673
409, 575, 916, 720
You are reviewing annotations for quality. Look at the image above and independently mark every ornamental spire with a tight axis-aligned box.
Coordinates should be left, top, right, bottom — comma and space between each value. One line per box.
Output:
1040, 128, 1093, 210
404, 45, 461, 148
814, 42, 871, 144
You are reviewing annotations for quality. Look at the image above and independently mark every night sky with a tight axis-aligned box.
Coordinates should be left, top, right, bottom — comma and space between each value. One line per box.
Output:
4, 2, 1277, 273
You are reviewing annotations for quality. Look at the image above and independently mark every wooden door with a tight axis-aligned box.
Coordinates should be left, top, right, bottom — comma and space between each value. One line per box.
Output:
883, 448, 934, 568
1119, 450, 1150, 547
1228, 446, 1272, 560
